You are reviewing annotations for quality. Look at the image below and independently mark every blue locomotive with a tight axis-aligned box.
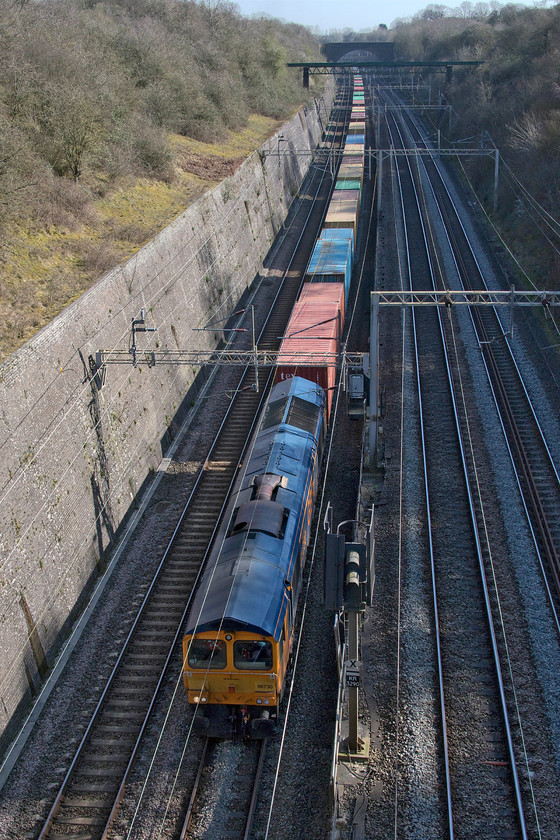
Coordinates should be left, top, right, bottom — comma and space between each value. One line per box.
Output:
183, 376, 326, 737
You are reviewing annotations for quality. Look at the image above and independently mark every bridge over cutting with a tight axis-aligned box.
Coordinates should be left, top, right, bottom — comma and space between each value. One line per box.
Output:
321, 41, 395, 62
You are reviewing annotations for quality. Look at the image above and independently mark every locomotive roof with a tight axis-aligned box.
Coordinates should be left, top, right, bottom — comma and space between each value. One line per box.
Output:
187, 532, 296, 639
185, 376, 324, 641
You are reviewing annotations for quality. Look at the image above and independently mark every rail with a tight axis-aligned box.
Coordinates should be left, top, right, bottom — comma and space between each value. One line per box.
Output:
387, 88, 529, 839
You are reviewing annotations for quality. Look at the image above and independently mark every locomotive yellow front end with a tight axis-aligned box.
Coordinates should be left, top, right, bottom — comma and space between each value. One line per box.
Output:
183, 631, 280, 735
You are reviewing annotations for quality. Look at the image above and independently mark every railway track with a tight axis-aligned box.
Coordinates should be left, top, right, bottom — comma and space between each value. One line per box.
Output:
37, 372, 271, 840
386, 97, 528, 839
180, 738, 267, 840
398, 99, 560, 631
34, 81, 353, 840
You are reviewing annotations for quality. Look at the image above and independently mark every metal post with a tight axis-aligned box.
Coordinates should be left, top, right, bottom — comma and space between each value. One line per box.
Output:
494, 148, 499, 213
348, 603, 359, 751
369, 291, 380, 466
251, 306, 258, 392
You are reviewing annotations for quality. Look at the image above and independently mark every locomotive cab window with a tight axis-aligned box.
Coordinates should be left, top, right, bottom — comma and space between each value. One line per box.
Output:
187, 639, 227, 669
234, 640, 273, 670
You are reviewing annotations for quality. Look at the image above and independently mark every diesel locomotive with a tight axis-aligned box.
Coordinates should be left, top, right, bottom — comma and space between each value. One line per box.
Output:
183, 376, 326, 737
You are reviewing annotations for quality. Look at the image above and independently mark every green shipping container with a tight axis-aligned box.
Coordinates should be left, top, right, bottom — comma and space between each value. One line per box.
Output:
335, 179, 362, 192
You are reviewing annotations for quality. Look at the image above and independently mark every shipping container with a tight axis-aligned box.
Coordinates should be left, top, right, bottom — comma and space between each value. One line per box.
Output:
319, 227, 354, 259
275, 283, 345, 420
338, 159, 363, 173
335, 179, 362, 193
342, 146, 364, 157
338, 162, 363, 183
348, 122, 366, 135
344, 142, 364, 155
341, 153, 364, 168
306, 236, 352, 303
324, 197, 359, 237
331, 188, 360, 206
346, 134, 365, 145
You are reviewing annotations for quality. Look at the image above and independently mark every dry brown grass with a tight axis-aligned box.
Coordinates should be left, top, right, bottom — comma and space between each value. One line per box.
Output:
0, 115, 282, 365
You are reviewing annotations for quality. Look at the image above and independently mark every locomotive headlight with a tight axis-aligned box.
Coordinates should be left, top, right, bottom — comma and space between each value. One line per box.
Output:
194, 695, 208, 703
256, 698, 263, 704
225, 634, 232, 640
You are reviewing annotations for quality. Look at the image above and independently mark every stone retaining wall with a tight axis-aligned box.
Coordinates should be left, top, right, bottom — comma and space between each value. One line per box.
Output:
0, 89, 333, 750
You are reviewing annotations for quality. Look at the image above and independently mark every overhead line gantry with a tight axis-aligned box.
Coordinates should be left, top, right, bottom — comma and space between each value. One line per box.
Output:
287, 61, 482, 87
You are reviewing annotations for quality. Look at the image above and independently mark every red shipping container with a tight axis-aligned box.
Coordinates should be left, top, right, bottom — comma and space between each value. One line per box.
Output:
275, 283, 345, 420
298, 276, 345, 324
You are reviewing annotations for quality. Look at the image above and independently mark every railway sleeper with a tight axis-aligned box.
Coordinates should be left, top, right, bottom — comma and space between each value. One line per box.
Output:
63, 796, 113, 808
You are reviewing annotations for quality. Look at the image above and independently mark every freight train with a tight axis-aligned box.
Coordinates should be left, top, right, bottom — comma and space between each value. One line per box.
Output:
182, 75, 365, 738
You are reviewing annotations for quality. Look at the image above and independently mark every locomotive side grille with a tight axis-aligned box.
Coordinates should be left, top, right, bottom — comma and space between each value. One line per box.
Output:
285, 397, 320, 435
261, 397, 288, 430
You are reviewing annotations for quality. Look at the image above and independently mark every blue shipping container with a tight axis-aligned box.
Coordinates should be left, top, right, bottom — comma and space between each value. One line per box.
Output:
346, 134, 365, 144
320, 227, 354, 258
306, 236, 353, 303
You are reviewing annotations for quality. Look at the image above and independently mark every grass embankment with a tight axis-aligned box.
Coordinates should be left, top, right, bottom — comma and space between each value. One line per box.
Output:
0, 115, 280, 365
